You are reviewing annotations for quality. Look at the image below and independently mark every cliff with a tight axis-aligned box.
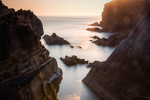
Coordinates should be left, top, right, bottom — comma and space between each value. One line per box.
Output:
83, 1, 150, 100
87, 0, 147, 47
100, 0, 145, 33
0, 1, 62, 100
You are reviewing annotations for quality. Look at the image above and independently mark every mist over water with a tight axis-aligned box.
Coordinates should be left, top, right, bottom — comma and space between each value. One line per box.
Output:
39, 16, 115, 100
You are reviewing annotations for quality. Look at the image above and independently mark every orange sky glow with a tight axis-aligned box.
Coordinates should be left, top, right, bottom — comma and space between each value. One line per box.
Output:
2, 0, 112, 16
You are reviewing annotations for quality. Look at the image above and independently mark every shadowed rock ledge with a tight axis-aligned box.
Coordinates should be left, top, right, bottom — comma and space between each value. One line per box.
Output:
0, 1, 62, 100
83, 3, 150, 100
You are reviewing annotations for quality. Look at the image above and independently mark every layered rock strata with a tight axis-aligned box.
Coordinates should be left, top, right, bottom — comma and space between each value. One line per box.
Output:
0, 1, 62, 100
83, 5, 150, 100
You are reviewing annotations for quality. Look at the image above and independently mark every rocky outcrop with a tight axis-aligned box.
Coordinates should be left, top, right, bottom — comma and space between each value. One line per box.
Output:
83, 4, 150, 100
0, 1, 62, 100
91, 34, 127, 47
86, 27, 101, 33
88, 0, 146, 47
89, 22, 100, 26
43, 33, 70, 45
60, 55, 88, 66
87, 61, 104, 68
100, 0, 145, 33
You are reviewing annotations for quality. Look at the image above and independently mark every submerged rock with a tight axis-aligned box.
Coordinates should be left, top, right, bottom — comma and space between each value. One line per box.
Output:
0, 1, 62, 100
60, 55, 88, 66
43, 33, 70, 45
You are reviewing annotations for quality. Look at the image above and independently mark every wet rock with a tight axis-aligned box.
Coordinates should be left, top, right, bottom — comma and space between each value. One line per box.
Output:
70, 45, 74, 48
86, 27, 101, 32
77, 46, 82, 49
89, 22, 100, 26
60, 55, 88, 66
87, 61, 104, 68
91, 34, 126, 47
43, 33, 70, 45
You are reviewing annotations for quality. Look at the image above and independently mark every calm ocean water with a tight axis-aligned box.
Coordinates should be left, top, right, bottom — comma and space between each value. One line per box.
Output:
39, 16, 115, 100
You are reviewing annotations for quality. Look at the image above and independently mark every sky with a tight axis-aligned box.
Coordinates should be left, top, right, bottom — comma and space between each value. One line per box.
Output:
2, 0, 112, 16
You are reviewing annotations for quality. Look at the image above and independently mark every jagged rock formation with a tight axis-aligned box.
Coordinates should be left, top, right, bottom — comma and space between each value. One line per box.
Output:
83, 3, 150, 100
43, 33, 70, 45
91, 35, 126, 47
0, 1, 62, 100
60, 55, 88, 66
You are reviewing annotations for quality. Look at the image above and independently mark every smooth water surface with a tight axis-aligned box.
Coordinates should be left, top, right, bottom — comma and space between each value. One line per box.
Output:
39, 16, 115, 100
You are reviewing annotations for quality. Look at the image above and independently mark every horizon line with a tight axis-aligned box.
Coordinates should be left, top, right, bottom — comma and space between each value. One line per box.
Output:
37, 14, 101, 17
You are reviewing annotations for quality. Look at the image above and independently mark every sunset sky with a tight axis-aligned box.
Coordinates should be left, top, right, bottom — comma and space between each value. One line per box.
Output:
3, 0, 112, 16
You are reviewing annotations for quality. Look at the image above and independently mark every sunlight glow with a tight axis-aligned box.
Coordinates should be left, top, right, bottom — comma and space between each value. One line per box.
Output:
3, 0, 112, 16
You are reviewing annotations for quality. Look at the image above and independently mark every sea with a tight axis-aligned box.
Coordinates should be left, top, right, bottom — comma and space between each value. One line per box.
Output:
39, 15, 115, 100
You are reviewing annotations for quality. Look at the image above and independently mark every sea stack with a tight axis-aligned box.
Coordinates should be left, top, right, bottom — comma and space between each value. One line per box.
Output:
0, 1, 62, 100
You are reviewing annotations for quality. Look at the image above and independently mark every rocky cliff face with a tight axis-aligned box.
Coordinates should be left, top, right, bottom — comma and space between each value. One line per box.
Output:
0, 1, 62, 100
83, 2, 150, 100
100, 0, 145, 33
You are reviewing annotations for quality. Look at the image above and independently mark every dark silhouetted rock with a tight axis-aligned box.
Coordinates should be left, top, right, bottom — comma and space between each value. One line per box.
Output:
86, 27, 101, 32
43, 33, 70, 45
70, 45, 74, 48
77, 46, 82, 49
0, 1, 62, 100
89, 22, 100, 26
100, 0, 145, 33
87, 61, 104, 68
60, 55, 88, 66
88, 0, 146, 47
91, 34, 126, 47
83, 2, 150, 100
